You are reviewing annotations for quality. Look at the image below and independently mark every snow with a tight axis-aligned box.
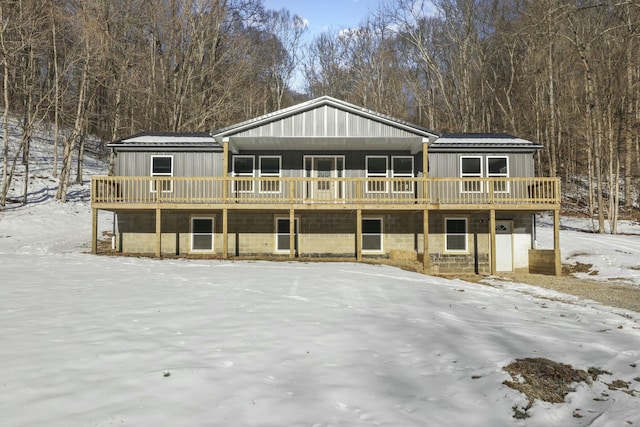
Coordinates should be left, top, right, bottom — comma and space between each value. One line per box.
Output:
1, 127, 640, 426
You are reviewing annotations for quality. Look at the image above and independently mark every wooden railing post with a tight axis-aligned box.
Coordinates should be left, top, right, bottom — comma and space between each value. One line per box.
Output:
289, 179, 295, 204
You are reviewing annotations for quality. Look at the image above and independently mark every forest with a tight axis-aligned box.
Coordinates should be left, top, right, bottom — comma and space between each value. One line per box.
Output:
0, 0, 639, 233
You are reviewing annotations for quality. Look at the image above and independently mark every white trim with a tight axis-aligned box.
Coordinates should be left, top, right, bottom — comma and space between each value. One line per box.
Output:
366, 156, 388, 193
190, 216, 214, 252
259, 155, 282, 194
445, 217, 468, 253
361, 217, 384, 253
275, 216, 299, 253
232, 155, 255, 193
391, 156, 414, 193
150, 155, 173, 193
459, 156, 483, 194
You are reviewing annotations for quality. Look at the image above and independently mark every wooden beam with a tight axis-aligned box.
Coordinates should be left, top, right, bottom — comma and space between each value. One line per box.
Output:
222, 208, 228, 259
289, 208, 295, 259
554, 209, 561, 276
155, 208, 162, 258
422, 139, 429, 178
423, 209, 430, 273
489, 209, 496, 275
91, 208, 98, 254
356, 209, 362, 261
223, 138, 229, 201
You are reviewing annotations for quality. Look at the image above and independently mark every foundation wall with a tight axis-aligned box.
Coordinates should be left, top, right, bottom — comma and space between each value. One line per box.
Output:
113, 209, 535, 274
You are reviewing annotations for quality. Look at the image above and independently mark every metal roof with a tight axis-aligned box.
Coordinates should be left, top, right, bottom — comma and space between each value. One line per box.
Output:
108, 132, 221, 152
430, 133, 542, 152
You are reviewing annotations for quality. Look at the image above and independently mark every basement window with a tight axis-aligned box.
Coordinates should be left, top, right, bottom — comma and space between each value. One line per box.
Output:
362, 218, 383, 253
445, 218, 468, 252
276, 217, 298, 253
191, 217, 214, 252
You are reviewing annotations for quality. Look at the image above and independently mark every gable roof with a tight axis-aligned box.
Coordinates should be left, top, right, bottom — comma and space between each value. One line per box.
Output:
108, 132, 221, 152
212, 96, 439, 154
430, 133, 542, 153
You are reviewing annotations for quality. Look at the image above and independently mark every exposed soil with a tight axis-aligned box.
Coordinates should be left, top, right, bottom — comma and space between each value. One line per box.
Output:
454, 267, 640, 314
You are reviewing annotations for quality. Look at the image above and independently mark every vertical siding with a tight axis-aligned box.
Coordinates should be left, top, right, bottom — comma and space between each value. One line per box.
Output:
429, 152, 535, 178
116, 151, 223, 177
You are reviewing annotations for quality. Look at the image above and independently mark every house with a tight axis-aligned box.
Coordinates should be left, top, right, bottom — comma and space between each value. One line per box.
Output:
91, 96, 561, 275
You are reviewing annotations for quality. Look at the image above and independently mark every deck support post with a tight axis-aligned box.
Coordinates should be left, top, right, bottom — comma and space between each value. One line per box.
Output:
91, 208, 98, 254
155, 207, 162, 258
222, 208, 228, 259
289, 208, 295, 259
554, 209, 561, 276
423, 209, 430, 273
356, 209, 362, 261
489, 209, 496, 275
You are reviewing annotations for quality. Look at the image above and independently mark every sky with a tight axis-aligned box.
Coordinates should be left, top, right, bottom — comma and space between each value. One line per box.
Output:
263, 0, 381, 37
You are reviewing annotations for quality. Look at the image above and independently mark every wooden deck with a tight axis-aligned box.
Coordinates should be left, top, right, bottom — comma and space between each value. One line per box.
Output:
91, 176, 560, 211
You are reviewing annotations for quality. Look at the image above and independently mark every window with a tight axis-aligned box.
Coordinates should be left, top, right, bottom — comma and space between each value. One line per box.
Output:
259, 156, 281, 193
366, 156, 388, 193
233, 156, 254, 193
487, 156, 509, 193
460, 156, 482, 193
151, 155, 173, 193
362, 218, 383, 252
445, 218, 467, 252
191, 217, 214, 252
392, 156, 414, 193
276, 217, 298, 252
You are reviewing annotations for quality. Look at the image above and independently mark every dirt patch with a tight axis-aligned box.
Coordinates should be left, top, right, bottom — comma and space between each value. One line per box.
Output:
454, 269, 640, 314
503, 358, 635, 419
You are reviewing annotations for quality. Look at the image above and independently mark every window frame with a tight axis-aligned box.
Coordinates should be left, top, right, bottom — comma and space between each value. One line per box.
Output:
361, 217, 383, 253
258, 155, 282, 194
391, 156, 414, 193
232, 155, 255, 194
459, 156, 483, 194
190, 216, 214, 252
366, 156, 388, 193
150, 155, 173, 193
275, 216, 299, 253
445, 217, 468, 253
486, 156, 509, 193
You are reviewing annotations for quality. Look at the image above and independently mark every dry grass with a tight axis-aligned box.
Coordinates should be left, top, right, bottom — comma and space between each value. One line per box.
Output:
503, 358, 592, 405
503, 358, 637, 419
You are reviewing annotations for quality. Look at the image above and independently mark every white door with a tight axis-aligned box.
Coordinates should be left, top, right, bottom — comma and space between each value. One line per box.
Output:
313, 157, 337, 200
495, 220, 513, 272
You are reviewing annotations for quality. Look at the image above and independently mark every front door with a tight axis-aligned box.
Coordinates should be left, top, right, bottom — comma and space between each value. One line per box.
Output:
312, 157, 337, 200
495, 220, 513, 272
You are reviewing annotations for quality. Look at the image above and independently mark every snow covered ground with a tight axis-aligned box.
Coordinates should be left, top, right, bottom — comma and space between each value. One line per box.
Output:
1, 133, 640, 426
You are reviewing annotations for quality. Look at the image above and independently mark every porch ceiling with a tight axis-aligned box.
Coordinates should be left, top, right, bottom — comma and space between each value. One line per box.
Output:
228, 136, 426, 154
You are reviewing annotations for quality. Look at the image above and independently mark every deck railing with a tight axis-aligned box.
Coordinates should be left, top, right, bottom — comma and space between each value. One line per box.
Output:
91, 176, 560, 207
